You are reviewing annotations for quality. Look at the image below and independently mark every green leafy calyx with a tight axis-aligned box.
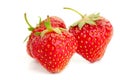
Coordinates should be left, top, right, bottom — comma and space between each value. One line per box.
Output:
36, 16, 65, 37
64, 7, 100, 29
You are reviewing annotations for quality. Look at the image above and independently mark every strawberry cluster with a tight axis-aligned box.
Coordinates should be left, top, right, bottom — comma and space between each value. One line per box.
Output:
24, 7, 113, 73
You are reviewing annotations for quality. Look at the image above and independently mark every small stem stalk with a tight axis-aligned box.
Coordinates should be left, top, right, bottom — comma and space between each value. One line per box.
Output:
64, 7, 84, 18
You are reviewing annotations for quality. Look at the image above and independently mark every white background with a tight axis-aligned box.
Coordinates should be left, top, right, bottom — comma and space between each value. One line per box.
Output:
0, 0, 120, 80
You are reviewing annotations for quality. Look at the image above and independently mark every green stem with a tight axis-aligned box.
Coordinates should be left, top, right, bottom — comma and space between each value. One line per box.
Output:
24, 13, 34, 31
64, 7, 84, 18
38, 16, 41, 25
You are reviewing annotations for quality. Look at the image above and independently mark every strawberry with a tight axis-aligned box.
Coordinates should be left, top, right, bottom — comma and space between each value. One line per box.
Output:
64, 7, 113, 63
24, 13, 66, 58
30, 16, 77, 73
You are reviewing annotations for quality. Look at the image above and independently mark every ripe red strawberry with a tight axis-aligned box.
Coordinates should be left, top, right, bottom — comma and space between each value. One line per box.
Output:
24, 13, 66, 58
64, 7, 113, 63
30, 16, 77, 73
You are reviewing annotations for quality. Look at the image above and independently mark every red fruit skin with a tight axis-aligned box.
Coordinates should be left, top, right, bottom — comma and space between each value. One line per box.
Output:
27, 16, 66, 58
27, 27, 45, 58
31, 31, 77, 73
69, 17, 113, 63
